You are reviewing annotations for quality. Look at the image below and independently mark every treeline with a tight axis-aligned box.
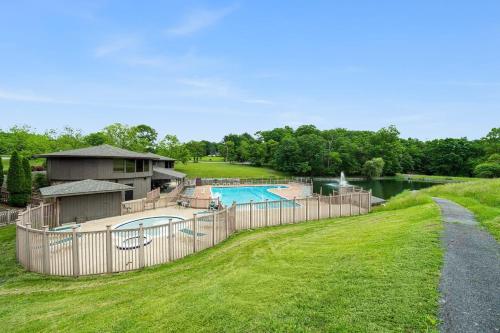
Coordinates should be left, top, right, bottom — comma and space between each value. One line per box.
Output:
1, 124, 499, 178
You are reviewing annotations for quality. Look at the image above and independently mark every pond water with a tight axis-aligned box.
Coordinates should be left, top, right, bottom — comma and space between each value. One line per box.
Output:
313, 179, 439, 200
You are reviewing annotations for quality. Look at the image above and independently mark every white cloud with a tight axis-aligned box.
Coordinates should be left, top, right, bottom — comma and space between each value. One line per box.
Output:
165, 5, 237, 37
242, 99, 274, 105
94, 36, 138, 57
0, 88, 72, 104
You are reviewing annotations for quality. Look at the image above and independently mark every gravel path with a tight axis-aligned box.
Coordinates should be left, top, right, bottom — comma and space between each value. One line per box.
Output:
434, 198, 500, 333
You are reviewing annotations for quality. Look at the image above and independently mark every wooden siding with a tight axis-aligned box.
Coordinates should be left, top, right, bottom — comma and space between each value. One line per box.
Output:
116, 177, 151, 200
59, 192, 122, 224
47, 158, 153, 182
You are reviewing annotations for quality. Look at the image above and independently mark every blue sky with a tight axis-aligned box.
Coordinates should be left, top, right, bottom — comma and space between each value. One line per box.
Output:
1, 0, 499, 141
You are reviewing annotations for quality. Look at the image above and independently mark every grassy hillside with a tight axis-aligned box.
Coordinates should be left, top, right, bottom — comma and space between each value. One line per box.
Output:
423, 179, 500, 241
175, 162, 286, 178
0, 202, 442, 332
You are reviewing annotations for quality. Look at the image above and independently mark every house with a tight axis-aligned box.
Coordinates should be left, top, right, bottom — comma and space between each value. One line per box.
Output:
39, 179, 132, 224
35, 144, 186, 201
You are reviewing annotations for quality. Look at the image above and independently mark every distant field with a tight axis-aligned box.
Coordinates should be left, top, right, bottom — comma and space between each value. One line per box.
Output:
1, 157, 44, 172
199, 156, 225, 162
175, 162, 286, 178
396, 173, 479, 182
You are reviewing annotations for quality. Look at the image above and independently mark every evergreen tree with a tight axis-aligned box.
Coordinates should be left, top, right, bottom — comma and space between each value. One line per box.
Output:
22, 158, 32, 196
7, 151, 27, 207
0, 157, 4, 188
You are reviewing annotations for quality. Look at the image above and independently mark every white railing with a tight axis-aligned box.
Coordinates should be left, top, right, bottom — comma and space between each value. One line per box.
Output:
15, 189, 372, 277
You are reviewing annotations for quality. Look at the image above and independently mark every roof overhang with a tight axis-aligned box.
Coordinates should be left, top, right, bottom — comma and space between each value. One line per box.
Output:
153, 167, 186, 180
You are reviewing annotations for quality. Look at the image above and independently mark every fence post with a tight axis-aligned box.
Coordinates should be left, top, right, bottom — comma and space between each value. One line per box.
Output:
40, 203, 45, 226
27, 204, 31, 225
358, 192, 362, 215
328, 194, 332, 218
306, 197, 309, 221
317, 195, 321, 220
168, 219, 173, 261
265, 199, 269, 227
279, 199, 283, 225
139, 223, 145, 268
212, 212, 216, 245
368, 190, 372, 212
42, 225, 49, 274
225, 208, 229, 238
249, 200, 254, 229
72, 226, 79, 277
106, 225, 112, 273
293, 197, 297, 223
25, 223, 32, 271
349, 193, 353, 216
340, 193, 343, 217
193, 214, 197, 252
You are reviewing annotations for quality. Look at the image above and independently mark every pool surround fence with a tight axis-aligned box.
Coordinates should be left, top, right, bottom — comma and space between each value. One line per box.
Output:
15, 178, 371, 277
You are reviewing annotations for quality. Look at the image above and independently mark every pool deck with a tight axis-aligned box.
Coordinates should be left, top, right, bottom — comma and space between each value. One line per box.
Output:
74, 206, 206, 232
192, 183, 311, 201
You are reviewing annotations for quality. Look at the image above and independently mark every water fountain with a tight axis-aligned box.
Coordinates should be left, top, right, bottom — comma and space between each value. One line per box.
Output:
339, 171, 348, 187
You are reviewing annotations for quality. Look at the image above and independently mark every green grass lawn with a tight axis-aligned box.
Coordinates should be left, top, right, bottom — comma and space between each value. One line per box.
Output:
422, 178, 500, 241
0, 200, 443, 332
199, 156, 225, 162
2, 157, 44, 173
175, 161, 286, 178
395, 173, 481, 182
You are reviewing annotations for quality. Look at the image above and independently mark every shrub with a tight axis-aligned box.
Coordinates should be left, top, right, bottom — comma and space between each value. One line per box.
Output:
33, 173, 49, 190
474, 162, 500, 178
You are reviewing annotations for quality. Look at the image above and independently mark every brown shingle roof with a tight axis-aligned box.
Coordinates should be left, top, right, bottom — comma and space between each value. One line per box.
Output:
40, 179, 133, 198
34, 144, 159, 159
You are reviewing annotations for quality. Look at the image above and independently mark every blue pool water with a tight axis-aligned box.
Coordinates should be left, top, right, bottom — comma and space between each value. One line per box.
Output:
211, 186, 289, 206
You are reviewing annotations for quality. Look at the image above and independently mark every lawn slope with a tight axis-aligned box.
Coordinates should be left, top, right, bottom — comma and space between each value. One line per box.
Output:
175, 162, 286, 178
0, 201, 442, 332
422, 178, 500, 241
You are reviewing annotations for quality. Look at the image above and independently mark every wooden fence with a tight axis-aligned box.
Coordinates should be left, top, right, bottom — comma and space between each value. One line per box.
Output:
199, 177, 312, 186
0, 209, 20, 226
121, 184, 185, 215
15, 188, 371, 277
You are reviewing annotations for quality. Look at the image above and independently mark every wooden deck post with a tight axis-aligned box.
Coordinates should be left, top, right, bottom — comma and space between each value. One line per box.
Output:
40, 203, 45, 226
249, 200, 254, 229
72, 226, 79, 277
193, 214, 197, 252
168, 219, 173, 261
106, 225, 112, 273
42, 226, 49, 274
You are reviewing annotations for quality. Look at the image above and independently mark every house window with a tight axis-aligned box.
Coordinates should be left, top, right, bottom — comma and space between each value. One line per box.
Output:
126, 159, 135, 173
136, 160, 144, 172
113, 159, 125, 172
144, 160, 150, 172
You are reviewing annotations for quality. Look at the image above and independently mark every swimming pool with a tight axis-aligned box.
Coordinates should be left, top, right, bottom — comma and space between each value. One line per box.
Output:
114, 216, 185, 230
211, 185, 289, 206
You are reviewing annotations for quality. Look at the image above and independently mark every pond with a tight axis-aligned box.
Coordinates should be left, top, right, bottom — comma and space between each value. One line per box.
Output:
313, 179, 439, 200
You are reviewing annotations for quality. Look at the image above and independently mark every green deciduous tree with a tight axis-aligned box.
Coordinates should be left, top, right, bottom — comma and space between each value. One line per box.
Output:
362, 158, 385, 179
